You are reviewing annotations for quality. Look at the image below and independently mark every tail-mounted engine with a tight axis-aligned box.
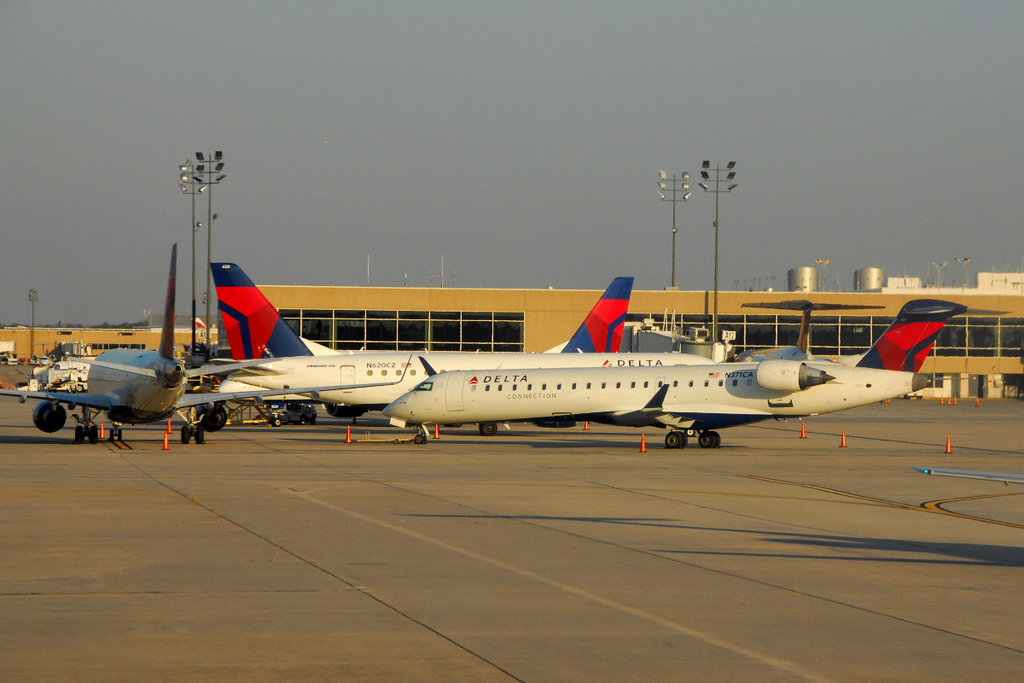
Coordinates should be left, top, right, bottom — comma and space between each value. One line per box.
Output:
755, 360, 834, 392
33, 402, 67, 433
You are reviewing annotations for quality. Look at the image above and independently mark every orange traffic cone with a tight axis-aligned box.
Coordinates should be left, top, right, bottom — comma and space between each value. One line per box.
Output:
839, 429, 848, 448
800, 422, 807, 439
953, 397, 959, 406
945, 435, 953, 454
345, 425, 352, 444
99, 423, 106, 440
434, 423, 441, 439
583, 421, 590, 431
975, 399, 981, 407
166, 418, 173, 434
162, 433, 170, 451
639, 434, 647, 453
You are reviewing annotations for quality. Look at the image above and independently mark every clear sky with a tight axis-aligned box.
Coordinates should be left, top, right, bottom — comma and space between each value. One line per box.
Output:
2, 1, 1022, 325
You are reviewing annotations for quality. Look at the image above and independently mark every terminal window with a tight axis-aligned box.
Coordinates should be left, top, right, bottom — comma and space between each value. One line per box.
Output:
283, 309, 525, 352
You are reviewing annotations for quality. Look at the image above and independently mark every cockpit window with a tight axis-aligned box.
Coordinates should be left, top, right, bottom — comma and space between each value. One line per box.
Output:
413, 381, 433, 392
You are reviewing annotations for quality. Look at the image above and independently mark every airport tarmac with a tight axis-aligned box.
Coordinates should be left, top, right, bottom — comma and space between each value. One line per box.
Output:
1, 376, 1022, 680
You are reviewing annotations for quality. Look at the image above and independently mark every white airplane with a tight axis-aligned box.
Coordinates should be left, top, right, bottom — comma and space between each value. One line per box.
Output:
383, 293, 967, 445
0, 246, 397, 444
210, 262, 714, 433
384, 358, 928, 447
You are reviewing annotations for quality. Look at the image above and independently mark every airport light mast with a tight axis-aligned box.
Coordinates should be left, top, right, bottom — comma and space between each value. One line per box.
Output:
28, 288, 37, 360
816, 258, 831, 291
955, 256, 972, 292
191, 151, 226, 356
179, 159, 207, 357
698, 160, 738, 342
658, 171, 692, 289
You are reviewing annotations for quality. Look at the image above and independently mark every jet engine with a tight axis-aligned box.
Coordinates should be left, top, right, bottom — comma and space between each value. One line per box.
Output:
532, 417, 578, 429
199, 404, 229, 432
755, 360, 834, 392
325, 403, 367, 419
33, 402, 67, 433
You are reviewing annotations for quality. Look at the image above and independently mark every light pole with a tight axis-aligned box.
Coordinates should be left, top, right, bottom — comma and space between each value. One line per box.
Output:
698, 160, 738, 341
955, 256, 972, 291
28, 289, 37, 360
191, 151, 225, 355
658, 170, 692, 289
816, 258, 831, 291
179, 159, 207, 358
931, 261, 947, 288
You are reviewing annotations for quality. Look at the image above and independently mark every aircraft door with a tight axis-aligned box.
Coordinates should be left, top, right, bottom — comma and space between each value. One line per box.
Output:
445, 375, 465, 411
340, 365, 355, 393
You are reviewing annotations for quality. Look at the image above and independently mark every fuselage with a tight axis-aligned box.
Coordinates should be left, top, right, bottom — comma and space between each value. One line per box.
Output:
87, 348, 185, 423
382, 361, 922, 430
220, 350, 714, 410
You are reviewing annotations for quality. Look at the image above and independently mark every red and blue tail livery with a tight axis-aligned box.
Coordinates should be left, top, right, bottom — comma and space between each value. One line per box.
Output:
856, 299, 967, 372
211, 263, 312, 359
562, 276, 634, 353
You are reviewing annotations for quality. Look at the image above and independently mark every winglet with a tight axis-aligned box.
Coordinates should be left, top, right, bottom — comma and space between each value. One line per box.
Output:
562, 276, 634, 353
418, 356, 438, 376
158, 244, 178, 360
210, 262, 313, 360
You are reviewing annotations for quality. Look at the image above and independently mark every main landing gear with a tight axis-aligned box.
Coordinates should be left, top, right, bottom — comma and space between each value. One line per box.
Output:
72, 407, 100, 444
180, 424, 206, 444
664, 429, 721, 450
73, 424, 100, 444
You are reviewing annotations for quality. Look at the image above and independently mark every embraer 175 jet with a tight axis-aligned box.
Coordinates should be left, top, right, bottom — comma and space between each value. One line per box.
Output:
383, 299, 966, 447
210, 263, 714, 432
0, 246, 395, 444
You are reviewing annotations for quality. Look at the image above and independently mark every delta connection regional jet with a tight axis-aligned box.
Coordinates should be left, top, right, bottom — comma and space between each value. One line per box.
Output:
0, 246, 397, 444
383, 299, 966, 447
209, 262, 715, 433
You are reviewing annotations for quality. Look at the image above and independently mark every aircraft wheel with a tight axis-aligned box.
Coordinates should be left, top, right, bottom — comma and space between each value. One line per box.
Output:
194, 426, 206, 444
664, 431, 687, 449
74, 426, 85, 444
270, 416, 282, 428
710, 431, 721, 448
181, 425, 192, 444
698, 432, 715, 448
87, 425, 99, 444
479, 422, 498, 437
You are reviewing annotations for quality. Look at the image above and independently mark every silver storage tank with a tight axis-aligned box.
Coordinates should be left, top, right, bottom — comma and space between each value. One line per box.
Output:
788, 266, 818, 292
854, 267, 885, 291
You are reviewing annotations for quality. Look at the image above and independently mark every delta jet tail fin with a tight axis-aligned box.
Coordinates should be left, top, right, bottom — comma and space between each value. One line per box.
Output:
210, 262, 319, 360
158, 244, 178, 360
560, 276, 634, 353
853, 299, 968, 372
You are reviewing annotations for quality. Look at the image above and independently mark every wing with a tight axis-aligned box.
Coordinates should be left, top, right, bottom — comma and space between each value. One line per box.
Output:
914, 467, 1024, 484
175, 380, 404, 408
0, 387, 116, 411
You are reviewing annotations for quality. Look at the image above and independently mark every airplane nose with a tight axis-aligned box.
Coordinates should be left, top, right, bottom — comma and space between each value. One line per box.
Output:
912, 373, 931, 393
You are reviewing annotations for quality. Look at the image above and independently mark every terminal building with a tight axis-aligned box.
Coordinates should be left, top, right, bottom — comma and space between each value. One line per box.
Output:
4, 266, 1024, 398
